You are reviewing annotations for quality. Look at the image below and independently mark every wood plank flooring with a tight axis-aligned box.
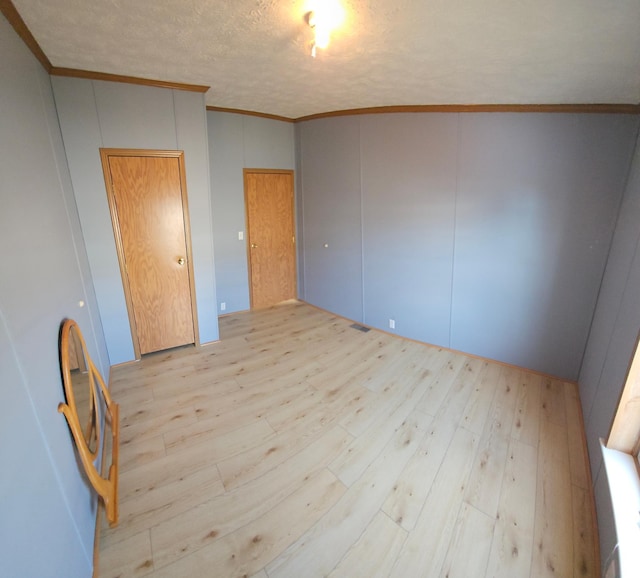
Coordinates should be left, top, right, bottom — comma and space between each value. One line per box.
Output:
99, 300, 598, 578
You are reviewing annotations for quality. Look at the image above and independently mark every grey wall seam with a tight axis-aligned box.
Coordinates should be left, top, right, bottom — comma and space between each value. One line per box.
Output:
296, 125, 305, 300
587, 226, 640, 428
581, 126, 640, 423
242, 115, 247, 167
301, 128, 307, 300
44, 74, 108, 375
171, 90, 179, 148
199, 96, 219, 319
448, 113, 462, 349
359, 117, 365, 324
91, 81, 105, 148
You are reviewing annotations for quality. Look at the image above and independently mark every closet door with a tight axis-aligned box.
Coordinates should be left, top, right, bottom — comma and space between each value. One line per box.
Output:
102, 149, 198, 356
244, 169, 297, 309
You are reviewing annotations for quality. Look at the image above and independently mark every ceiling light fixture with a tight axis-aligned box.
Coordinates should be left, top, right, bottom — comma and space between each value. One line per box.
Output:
307, 0, 345, 57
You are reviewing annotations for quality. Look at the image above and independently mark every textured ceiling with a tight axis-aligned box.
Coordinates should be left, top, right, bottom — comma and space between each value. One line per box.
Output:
11, 0, 640, 119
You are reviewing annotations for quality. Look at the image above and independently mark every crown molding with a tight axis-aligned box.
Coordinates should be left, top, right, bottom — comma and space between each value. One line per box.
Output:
1, 0, 51, 71
3, 1, 638, 119
2, 1, 209, 93
206, 106, 294, 123
50, 67, 209, 93
294, 103, 640, 122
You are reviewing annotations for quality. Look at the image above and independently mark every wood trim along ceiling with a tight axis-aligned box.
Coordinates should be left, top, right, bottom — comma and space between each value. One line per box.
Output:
0, 0, 51, 71
210, 103, 640, 123
3, 0, 639, 118
0, 0, 209, 93
50, 67, 209, 93
206, 106, 295, 123
294, 103, 640, 121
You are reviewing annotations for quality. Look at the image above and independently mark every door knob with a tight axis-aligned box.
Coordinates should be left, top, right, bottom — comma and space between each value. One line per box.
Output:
251, 243, 258, 249
177, 257, 185, 265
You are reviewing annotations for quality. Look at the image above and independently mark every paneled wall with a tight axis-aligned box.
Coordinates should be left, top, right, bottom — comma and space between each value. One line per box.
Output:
361, 114, 457, 345
207, 111, 295, 314
579, 130, 640, 568
299, 116, 364, 321
297, 112, 639, 380
52, 79, 219, 364
0, 13, 108, 577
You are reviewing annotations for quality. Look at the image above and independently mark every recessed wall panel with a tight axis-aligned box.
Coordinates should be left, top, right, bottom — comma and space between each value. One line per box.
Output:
54, 78, 219, 361
361, 114, 457, 345
300, 117, 363, 321
208, 112, 249, 314
452, 114, 634, 378
0, 13, 108, 575
52, 76, 136, 363
207, 111, 296, 315
94, 81, 176, 149
174, 91, 219, 343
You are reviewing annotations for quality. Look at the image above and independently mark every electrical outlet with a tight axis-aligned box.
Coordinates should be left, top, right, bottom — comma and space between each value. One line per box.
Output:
220, 302, 226, 311
389, 319, 395, 329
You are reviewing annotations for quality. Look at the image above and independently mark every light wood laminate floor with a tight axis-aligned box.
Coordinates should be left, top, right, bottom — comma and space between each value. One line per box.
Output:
99, 301, 598, 578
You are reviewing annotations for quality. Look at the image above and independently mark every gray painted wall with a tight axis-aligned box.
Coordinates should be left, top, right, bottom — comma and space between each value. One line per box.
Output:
0, 13, 109, 577
298, 113, 639, 380
361, 114, 457, 345
207, 111, 295, 314
52, 78, 219, 364
579, 129, 640, 569
299, 117, 364, 322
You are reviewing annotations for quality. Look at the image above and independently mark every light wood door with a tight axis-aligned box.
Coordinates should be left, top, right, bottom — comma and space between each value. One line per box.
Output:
102, 150, 197, 356
245, 170, 297, 309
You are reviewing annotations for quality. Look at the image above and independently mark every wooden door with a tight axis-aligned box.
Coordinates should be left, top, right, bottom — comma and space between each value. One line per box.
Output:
101, 150, 198, 356
245, 170, 297, 309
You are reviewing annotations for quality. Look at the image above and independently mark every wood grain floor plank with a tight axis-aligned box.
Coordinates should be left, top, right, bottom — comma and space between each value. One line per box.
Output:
150, 425, 352, 570
98, 529, 154, 578
337, 347, 434, 437
118, 434, 229, 503
464, 414, 510, 519
461, 362, 501, 435
571, 485, 598, 578
98, 301, 597, 578
532, 423, 574, 578
164, 417, 276, 461
439, 502, 495, 578
217, 380, 366, 490
464, 366, 519, 518
326, 511, 408, 578
266, 412, 428, 578
102, 463, 224, 549
511, 372, 542, 448
414, 353, 469, 416
564, 382, 591, 491
381, 409, 455, 531
118, 434, 166, 474
540, 377, 567, 426
329, 376, 431, 487
150, 468, 346, 578
485, 439, 537, 578
389, 426, 479, 578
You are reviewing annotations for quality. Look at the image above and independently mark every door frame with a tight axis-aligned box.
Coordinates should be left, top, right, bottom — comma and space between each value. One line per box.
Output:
100, 148, 200, 359
243, 168, 297, 309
